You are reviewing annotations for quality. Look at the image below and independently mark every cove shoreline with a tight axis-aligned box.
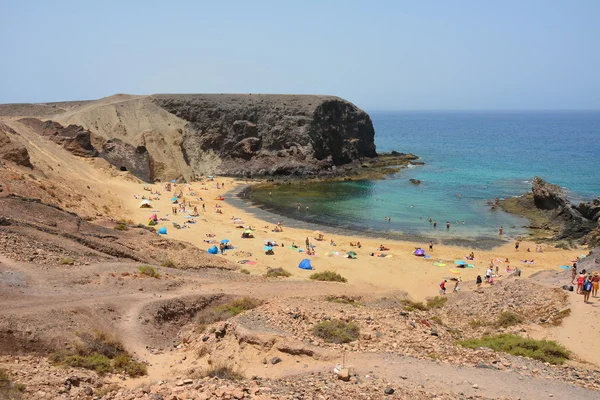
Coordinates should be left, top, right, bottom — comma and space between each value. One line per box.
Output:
225, 183, 507, 251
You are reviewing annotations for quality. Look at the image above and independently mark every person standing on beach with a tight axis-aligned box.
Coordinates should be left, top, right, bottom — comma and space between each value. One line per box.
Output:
592, 272, 599, 298
476, 275, 482, 288
305, 237, 310, 250
515, 241, 520, 251
439, 280, 447, 295
571, 263, 577, 285
429, 241, 433, 252
202, 203, 206, 212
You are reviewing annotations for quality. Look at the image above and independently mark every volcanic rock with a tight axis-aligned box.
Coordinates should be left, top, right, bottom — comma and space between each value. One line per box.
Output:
18, 118, 98, 157
0, 122, 32, 168
100, 138, 153, 182
152, 94, 377, 177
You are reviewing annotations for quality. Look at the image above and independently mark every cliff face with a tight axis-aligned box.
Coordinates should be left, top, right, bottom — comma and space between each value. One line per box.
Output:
152, 94, 376, 176
0, 94, 379, 180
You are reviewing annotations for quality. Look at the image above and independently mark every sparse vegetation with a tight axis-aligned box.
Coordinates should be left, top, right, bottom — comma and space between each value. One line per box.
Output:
401, 296, 447, 311
264, 267, 291, 278
426, 296, 448, 309
239, 268, 250, 275
201, 363, 244, 381
161, 259, 176, 268
114, 223, 128, 231
494, 311, 524, 328
550, 308, 571, 326
313, 319, 360, 344
469, 319, 488, 328
59, 258, 75, 265
310, 271, 347, 283
400, 299, 428, 311
458, 334, 570, 365
325, 295, 361, 306
196, 297, 261, 330
0, 368, 25, 399
430, 316, 443, 324
138, 265, 159, 278
49, 330, 147, 377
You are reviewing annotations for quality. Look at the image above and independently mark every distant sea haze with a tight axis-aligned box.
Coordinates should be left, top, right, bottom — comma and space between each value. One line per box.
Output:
251, 111, 600, 240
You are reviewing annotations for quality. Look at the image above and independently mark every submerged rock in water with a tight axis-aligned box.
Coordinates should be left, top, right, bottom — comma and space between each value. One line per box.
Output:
409, 178, 421, 185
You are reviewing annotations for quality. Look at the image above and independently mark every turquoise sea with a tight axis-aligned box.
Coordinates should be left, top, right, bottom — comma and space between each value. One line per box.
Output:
248, 111, 600, 242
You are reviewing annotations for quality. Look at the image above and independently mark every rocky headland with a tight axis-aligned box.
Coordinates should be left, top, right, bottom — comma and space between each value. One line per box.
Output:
500, 177, 599, 246
0, 94, 417, 183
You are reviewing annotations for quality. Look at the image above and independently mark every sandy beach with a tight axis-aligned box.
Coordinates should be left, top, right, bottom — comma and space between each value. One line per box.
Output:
115, 177, 583, 301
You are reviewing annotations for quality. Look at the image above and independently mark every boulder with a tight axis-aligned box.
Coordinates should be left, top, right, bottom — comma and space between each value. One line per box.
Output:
100, 139, 153, 182
18, 118, 97, 157
577, 198, 600, 222
409, 178, 421, 185
0, 123, 32, 168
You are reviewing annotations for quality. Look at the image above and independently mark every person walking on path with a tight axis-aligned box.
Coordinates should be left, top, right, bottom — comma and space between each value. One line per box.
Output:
571, 263, 577, 285
583, 274, 593, 303
577, 269, 587, 294
439, 280, 447, 295
592, 271, 599, 298
428, 241, 434, 252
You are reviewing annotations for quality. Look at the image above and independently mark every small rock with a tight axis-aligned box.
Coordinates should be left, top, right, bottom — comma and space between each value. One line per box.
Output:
337, 368, 350, 381
472, 384, 479, 389
384, 387, 395, 395
270, 357, 282, 365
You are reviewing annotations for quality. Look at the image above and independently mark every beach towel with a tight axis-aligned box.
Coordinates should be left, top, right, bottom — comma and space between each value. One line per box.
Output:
449, 268, 462, 274
433, 262, 446, 267
559, 265, 571, 269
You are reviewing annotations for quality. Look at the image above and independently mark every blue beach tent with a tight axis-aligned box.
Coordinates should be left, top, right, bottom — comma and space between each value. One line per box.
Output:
157, 227, 167, 235
298, 259, 313, 270
207, 245, 219, 254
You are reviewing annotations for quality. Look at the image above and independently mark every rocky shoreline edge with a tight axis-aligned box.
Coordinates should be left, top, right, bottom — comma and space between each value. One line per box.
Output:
500, 177, 599, 248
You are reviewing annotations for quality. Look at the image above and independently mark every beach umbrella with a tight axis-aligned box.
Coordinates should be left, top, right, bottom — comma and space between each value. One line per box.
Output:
414, 248, 425, 256
171, 197, 178, 203
138, 200, 152, 208
264, 246, 273, 251
221, 239, 230, 244
455, 260, 467, 265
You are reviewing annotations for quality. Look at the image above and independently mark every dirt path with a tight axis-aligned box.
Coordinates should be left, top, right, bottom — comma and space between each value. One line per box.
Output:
349, 352, 597, 400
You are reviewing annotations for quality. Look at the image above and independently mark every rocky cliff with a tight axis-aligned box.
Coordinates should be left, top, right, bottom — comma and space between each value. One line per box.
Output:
152, 94, 377, 177
0, 94, 381, 181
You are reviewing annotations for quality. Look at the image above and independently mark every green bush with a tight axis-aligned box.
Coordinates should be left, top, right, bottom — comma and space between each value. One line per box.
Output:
239, 269, 250, 275
313, 319, 360, 344
400, 299, 428, 311
426, 296, 448, 309
325, 295, 361, 306
138, 265, 159, 278
114, 223, 128, 231
161, 259, 176, 268
264, 267, 291, 278
0, 367, 25, 399
196, 297, 261, 330
310, 271, 347, 283
469, 319, 487, 328
59, 258, 75, 265
494, 311, 524, 328
50, 331, 146, 377
202, 363, 244, 381
458, 334, 570, 365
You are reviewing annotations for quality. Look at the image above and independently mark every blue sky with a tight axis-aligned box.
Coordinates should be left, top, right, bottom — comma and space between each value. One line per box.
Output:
0, 0, 598, 110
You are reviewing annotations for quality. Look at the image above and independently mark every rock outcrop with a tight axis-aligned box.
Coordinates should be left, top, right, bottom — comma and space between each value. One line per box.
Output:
577, 197, 600, 222
99, 138, 153, 182
152, 94, 377, 177
18, 118, 98, 157
531, 177, 596, 239
0, 122, 32, 168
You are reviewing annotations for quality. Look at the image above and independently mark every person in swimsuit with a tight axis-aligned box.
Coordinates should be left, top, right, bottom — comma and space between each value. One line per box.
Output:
592, 271, 599, 298
577, 269, 587, 294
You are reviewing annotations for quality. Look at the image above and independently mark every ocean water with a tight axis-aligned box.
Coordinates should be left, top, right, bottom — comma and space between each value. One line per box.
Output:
249, 111, 600, 241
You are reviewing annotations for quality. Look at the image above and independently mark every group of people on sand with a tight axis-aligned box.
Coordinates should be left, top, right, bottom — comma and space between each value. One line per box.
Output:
439, 278, 461, 294
572, 264, 599, 303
